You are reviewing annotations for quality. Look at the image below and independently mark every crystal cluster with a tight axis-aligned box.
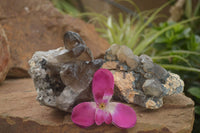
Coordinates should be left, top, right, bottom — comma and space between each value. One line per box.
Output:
29, 31, 103, 112
29, 32, 184, 110
103, 44, 184, 109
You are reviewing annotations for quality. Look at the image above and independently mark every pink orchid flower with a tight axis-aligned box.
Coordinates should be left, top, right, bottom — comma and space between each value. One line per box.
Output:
71, 69, 137, 128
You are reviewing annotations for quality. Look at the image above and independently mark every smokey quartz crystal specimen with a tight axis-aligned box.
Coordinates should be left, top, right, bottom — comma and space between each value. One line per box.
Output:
29, 31, 103, 112
103, 44, 184, 109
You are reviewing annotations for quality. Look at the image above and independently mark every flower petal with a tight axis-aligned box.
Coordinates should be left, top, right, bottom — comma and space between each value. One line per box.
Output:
107, 102, 137, 128
71, 102, 96, 127
95, 109, 112, 125
92, 69, 114, 104
104, 112, 112, 124
95, 109, 105, 125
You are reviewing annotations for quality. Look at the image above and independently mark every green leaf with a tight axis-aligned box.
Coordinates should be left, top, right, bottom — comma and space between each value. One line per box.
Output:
183, 27, 191, 37
119, 13, 124, 28
107, 16, 113, 28
195, 106, 200, 115
154, 36, 167, 43
195, 35, 200, 44
116, 0, 141, 13
128, 1, 171, 49
133, 17, 200, 55
194, 0, 200, 17
173, 23, 184, 33
152, 55, 191, 66
185, 0, 192, 19
188, 34, 198, 50
51, 0, 80, 16
158, 64, 200, 73
188, 87, 200, 99
62, 2, 80, 15
161, 50, 200, 56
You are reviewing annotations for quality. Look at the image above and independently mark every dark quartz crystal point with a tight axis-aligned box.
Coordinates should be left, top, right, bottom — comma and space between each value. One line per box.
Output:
64, 31, 85, 50
60, 60, 103, 90
63, 31, 93, 61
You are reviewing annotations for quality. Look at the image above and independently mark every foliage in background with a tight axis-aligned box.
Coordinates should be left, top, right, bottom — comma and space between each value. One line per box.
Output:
188, 87, 200, 115
182, 1, 200, 132
150, 22, 200, 133
83, 1, 200, 74
188, 86, 200, 133
150, 21, 200, 73
184, 0, 200, 34
51, 0, 80, 16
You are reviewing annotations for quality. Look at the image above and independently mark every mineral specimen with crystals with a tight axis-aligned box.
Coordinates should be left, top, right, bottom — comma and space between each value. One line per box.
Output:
28, 31, 103, 112
103, 44, 184, 109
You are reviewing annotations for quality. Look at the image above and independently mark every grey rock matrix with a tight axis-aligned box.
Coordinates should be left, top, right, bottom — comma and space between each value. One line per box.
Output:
103, 44, 184, 109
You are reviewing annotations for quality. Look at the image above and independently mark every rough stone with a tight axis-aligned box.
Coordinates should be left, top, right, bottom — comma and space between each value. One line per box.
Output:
161, 72, 184, 96
139, 54, 153, 63
0, 0, 110, 78
103, 44, 184, 109
104, 44, 120, 61
117, 45, 133, 63
126, 55, 140, 70
111, 71, 138, 103
142, 79, 162, 97
140, 55, 168, 82
109, 44, 121, 56
0, 78, 194, 133
0, 25, 10, 84
28, 31, 103, 112
117, 45, 139, 70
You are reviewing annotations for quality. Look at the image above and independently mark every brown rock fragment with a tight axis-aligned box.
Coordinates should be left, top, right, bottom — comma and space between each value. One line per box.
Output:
0, 79, 194, 133
102, 61, 118, 70
0, 0, 110, 78
0, 25, 10, 83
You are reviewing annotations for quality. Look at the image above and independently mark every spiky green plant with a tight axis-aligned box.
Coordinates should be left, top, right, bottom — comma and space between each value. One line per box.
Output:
81, 1, 200, 73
